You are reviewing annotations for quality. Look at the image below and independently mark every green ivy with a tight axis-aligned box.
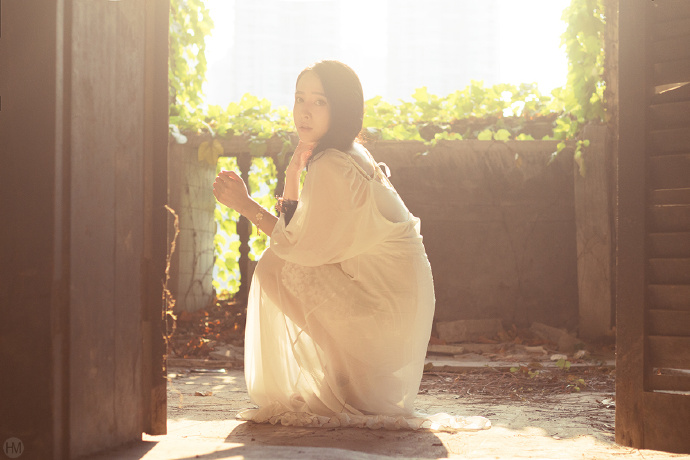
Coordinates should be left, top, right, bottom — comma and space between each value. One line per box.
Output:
169, 0, 214, 121
176, 81, 557, 147
363, 82, 555, 145
553, 0, 607, 174
169, 0, 606, 150
248, 156, 278, 260
213, 156, 240, 296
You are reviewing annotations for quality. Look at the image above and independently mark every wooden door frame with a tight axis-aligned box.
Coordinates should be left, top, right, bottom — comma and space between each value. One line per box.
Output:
141, 0, 171, 437
615, 0, 648, 447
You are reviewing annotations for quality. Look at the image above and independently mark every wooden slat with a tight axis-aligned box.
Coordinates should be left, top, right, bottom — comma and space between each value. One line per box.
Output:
652, 0, 690, 22
649, 204, 690, 232
653, 35, 690, 63
648, 372, 690, 392
653, 82, 690, 105
652, 17, 690, 41
650, 81, 690, 104
113, 1, 147, 445
649, 188, 690, 205
654, 59, 690, 87
141, 0, 170, 436
642, 392, 690, 454
649, 128, 690, 155
649, 285, 690, 311
648, 258, 690, 284
70, 1, 119, 451
649, 233, 690, 258
649, 154, 690, 189
648, 336, 690, 369
648, 310, 690, 336
649, 101, 690, 130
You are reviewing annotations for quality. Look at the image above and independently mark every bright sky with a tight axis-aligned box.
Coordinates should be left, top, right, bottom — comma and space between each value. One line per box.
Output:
496, 0, 570, 91
203, 0, 570, 107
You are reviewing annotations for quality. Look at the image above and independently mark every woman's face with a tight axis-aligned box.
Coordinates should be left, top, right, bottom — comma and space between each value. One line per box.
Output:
293, 70, 330, 144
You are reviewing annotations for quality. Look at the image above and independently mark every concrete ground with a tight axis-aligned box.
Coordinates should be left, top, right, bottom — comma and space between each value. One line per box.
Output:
84, 360, 690, 460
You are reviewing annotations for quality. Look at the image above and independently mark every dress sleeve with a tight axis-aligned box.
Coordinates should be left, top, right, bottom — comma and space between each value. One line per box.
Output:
269, 149, 392, 266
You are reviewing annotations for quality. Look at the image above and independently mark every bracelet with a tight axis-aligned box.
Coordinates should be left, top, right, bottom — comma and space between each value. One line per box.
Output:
254, 209, 264, 226
275, 197, 298, 214
275, 196, 298, 225
252, 209, 265, 235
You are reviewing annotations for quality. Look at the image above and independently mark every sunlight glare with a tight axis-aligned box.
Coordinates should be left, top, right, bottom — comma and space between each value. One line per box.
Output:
203, 0, 569, 108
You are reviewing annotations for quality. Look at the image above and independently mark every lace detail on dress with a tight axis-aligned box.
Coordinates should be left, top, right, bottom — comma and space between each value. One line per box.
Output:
236, 405, 491, 432
280, 262, 354, 317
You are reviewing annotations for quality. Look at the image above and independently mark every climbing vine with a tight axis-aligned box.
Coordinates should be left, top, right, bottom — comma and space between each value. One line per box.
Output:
362, 82, 555, 143
169, 0, 214, 123
553, 0, 607, 174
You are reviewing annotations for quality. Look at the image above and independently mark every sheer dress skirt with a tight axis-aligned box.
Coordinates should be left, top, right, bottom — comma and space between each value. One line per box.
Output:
237, 148, 490, 431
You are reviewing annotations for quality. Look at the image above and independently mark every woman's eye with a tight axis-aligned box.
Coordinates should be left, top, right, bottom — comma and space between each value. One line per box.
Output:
315, 99, 327, 106
295, 96, 304, 103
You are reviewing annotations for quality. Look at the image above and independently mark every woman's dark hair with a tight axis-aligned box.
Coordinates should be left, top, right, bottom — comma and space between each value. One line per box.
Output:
297, 60, 364, 159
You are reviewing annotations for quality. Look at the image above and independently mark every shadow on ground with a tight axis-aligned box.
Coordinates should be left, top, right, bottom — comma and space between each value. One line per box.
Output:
223, 422, 449, 458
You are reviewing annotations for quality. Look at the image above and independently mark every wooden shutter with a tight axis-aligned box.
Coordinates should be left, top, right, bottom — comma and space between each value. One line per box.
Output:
617, 0, 690, 453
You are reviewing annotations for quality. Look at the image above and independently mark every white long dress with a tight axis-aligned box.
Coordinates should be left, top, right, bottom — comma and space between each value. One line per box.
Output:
237, 146, 490, 431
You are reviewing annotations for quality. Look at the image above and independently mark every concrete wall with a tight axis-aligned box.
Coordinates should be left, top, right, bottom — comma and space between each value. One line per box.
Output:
374, 139, 579, 329
170, 136, 598, 331
574, 124, 615, 339
168, 141, 216, 312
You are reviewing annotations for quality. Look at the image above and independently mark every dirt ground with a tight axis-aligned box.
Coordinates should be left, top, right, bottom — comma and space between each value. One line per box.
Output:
83, 364, 690, 460
83, 307, 690, 459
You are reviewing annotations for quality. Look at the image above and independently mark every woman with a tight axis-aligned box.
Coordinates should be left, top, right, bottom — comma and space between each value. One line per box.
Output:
213, 60, 489, 431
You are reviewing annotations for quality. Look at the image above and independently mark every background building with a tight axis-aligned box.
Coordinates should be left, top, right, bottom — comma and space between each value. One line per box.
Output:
204, 0, 567, 108
385, 0, 500, 100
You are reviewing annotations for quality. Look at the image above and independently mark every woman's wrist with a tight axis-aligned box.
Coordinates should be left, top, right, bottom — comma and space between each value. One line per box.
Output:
243, 199, 268, 225
285, 163, 302, 176
237, 198, 277, 237
238, 197, 259, 219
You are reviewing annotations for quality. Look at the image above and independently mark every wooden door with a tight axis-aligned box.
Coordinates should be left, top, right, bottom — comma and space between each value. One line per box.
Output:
616, 0, 690, 453
66, 0, 170, 457
0, 0, 169, 458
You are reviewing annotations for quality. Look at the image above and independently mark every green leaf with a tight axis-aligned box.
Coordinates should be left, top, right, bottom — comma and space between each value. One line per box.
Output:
494, 129, 511, 141
574, 149, 586, 177
556, 358, 572, 371
197, 139, 223, 166
516, 133, 534, 141
213, 233, 226, 245
478, 129, 493, 141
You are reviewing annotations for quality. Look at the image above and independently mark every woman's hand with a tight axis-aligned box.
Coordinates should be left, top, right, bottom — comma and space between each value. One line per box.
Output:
286, 140, 315, 175
213, 170, 278, 236
282, 141, 314, 201
213, 170, 251, 213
